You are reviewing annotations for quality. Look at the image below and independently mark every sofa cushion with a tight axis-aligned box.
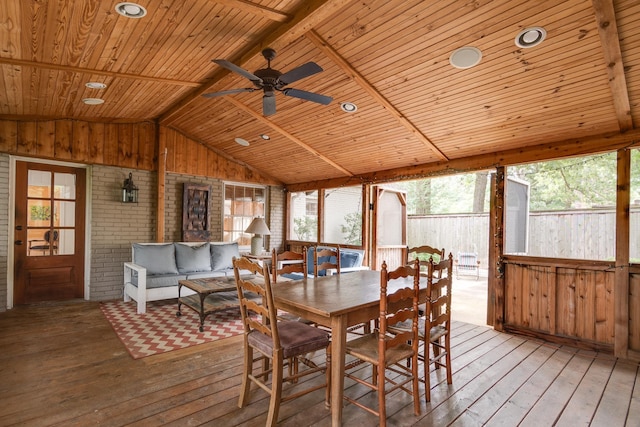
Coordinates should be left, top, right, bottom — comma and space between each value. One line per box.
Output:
210, 242, 240, 271
175, 243, 212, 273
133, 243, 178, 275
341, 251, 360, 269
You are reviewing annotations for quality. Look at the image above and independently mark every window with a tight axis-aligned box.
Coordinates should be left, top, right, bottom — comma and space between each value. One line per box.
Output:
631, 148, 640, 263
27, 170, 77, 256
505, 153, 617, 260
289, 190, 317, 241
323, 186, 362, 245
223, 184, 267, 247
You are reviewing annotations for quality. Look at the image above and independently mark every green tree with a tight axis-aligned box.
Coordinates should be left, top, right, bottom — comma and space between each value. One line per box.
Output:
293, 216, 317, 241
340, 212, 362, 245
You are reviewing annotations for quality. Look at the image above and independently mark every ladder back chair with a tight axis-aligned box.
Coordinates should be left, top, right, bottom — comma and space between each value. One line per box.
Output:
423, 253, 454, 401
233, 256, 331, 427
342, 259, 421, 427
388, 253, 454, 402
271, 247, 307, 283
314, 246, 340, 276
406, 244, 445, 277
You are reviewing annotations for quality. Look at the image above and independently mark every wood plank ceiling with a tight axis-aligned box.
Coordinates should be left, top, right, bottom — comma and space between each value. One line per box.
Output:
1, 0, 639, 186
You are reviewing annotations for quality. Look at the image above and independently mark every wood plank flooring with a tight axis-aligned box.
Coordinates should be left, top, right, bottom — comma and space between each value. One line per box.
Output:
0, 300, 638, 426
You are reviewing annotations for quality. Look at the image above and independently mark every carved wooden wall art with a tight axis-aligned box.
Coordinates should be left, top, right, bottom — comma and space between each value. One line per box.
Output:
182, 183, 211, 241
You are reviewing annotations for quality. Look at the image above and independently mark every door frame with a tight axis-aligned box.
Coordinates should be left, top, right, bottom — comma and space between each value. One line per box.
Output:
7, 156, 92, 309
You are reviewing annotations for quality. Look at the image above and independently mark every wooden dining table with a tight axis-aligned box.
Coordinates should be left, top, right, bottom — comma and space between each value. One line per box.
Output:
272, 269, 424, 426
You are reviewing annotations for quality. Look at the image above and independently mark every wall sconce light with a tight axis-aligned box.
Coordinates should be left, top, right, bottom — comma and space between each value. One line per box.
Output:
122, 172, 139, 203
245, 217, 271, 255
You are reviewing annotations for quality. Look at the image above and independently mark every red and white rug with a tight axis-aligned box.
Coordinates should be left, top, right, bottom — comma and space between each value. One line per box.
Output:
100, 299, 244, 359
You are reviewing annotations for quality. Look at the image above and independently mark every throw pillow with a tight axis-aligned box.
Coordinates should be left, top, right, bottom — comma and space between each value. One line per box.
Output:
133, 243, 178, 275
211, 242, 240, 271
175, 243, 212, 273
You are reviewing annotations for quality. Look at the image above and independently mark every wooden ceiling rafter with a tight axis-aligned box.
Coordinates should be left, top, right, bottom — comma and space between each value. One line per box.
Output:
223, 97, 354, 176
591, 0, 634, 132
159, 0, 353, 125
305, 30, 450, 162
0, 58, 201, 87
212, 0, 290, 22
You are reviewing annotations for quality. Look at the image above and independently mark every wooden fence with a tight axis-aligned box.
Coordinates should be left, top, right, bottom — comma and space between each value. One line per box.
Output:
407, 207, 640, 269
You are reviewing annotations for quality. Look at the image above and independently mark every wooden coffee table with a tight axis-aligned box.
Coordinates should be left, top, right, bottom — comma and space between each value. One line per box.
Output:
176, 277, 239, 332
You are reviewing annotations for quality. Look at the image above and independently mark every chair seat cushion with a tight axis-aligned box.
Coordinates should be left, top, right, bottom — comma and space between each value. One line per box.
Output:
248, 320, 330, 359
346, 331, 414, 366
389, 318, 447, 341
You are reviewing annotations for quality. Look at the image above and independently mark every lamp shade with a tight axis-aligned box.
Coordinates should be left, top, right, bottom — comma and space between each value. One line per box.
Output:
245, 217, 271, 235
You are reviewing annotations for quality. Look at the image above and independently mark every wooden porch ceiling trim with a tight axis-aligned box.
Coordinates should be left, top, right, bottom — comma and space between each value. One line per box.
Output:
213, 0, 290, 22
592, 0, 633, 132
0, 58, 201, 87
285, 128, 640, 192
159, 0, 353, 125
223, 97, 353, 176
306, 30, 449, 162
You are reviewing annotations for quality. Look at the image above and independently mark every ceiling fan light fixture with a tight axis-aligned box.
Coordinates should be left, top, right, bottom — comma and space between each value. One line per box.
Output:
234, 137, 250, 147
515, 27, 546, 48
85, 82, 107, 89
340, 102, 357, 113
115, 2, 147, 18
82, 98, 104, 105
449, 46, 482, 69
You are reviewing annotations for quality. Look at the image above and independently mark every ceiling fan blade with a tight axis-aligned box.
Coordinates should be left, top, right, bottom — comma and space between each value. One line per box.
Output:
263, 94, 276, 116
202, 88, 256, 98
213, 59, 262, 83
283, 88, 333, 105
278, 62, 323, 85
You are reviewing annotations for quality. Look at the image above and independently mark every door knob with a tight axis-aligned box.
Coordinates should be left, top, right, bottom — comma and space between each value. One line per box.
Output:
15, 240, 23, 245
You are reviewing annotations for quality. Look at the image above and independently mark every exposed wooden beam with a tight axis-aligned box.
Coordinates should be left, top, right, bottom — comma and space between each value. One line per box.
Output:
213, 0, 290, 22
0, 58, 201, 87
159, 0, 353, 125
592, 0, 633, 132
305, 30, 449, 162
223, 97, 353, 176
285, 129, 640, 192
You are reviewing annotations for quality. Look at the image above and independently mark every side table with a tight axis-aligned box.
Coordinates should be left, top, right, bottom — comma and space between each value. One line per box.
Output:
176, 277, 238, 332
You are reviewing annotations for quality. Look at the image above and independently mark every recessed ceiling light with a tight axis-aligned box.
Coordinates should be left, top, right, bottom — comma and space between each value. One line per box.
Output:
515, 27, 546, 48
234, 137, 249, 146
85, 82, 107, 89
340, 102, 357, 113
259, 134, 270, 140
115, 2, 147, 18
82, 98, 104, 105
449, 46, 482, 69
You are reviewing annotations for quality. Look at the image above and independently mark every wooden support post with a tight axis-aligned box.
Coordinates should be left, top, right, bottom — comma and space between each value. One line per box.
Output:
489, 167, 505, 330
615, 148, 630, 358
156, 122, 166, 242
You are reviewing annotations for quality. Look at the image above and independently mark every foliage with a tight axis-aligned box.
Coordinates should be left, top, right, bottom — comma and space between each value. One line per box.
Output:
507, 153, 617, 210
340, 212, 362, 245
30, 205, 51, 221
293, 216, 317, 241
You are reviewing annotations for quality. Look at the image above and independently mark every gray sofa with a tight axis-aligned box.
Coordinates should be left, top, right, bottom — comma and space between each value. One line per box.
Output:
123, 241, 241, 314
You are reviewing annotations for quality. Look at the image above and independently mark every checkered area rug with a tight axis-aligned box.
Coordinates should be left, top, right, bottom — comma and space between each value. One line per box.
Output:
100, 299, 244, 359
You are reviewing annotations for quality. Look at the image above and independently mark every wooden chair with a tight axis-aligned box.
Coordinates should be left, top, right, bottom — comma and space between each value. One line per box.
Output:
406, 244, 444, 277
455, 251, 480, 280
314, 246, 340, 276
233, 256, 331, 427
271, 247, 307, 283
342, 259, 421, 426
389, 253, 454, 402
28, 230, 59, 256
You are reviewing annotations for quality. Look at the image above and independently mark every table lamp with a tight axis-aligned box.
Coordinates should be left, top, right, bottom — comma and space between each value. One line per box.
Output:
245, 217, 271, 255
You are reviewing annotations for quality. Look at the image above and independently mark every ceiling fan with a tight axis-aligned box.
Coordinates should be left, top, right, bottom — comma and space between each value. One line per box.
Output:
203, 48, 333, 116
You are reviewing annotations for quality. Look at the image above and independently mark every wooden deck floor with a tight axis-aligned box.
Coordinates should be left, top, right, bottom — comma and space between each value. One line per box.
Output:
1, 301, 638, 426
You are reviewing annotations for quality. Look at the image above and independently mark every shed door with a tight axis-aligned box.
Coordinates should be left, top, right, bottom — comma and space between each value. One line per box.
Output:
14, 161, 86, 304
371, 186, 407, 271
